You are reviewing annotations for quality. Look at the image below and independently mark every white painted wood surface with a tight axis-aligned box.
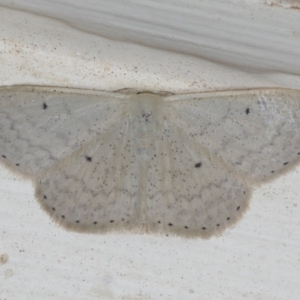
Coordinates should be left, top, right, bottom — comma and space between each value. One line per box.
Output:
0, 1, 299, 299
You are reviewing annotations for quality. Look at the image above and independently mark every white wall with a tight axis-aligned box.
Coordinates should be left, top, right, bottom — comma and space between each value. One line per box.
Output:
0, 1, 300, 299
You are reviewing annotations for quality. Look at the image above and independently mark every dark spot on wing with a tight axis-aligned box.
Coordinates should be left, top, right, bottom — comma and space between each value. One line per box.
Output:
16, 163, 19, 166
284, 162, 289, 165
43, 102, 48, 110
195, 162, 202, 168
76, 220, 80, 223
110, 220, 114, 223
52, 207, 55, 211
85, 156, 92, 162
43, 195, 47, 199
202, 227, 206, 230
227, 217, 230, 220
93, 221, 97, 224
168, 223, 173, 226
237, 206, 240, 211
62, 215, 65, 219
1, 155, 6, 158
184, 226, 189, 229
245, 108, 250, 114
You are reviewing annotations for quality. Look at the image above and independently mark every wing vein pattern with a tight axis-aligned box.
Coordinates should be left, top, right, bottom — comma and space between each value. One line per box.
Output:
0, 86, 299, 238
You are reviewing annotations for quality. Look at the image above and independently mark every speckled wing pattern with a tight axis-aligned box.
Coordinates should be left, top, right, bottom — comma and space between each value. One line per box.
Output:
0, 86, 299, 238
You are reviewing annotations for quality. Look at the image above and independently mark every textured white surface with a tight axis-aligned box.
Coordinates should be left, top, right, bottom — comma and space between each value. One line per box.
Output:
0, 1, 300, 299
1, 1, 300, 91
